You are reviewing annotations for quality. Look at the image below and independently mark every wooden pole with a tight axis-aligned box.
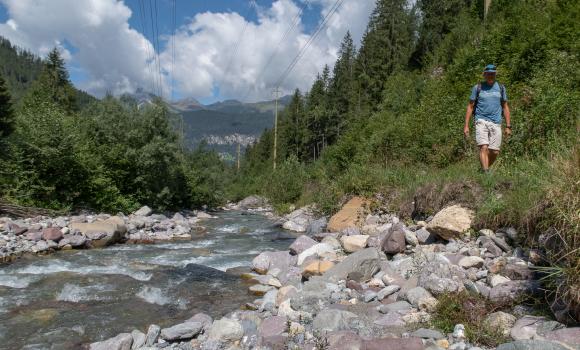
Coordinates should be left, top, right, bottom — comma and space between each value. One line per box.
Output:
273, 87, 280, 170
237, 142, 241, 171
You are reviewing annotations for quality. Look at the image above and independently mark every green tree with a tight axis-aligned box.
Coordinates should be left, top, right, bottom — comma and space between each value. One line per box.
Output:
328, 31, 356, 137
0, 73, 14, 139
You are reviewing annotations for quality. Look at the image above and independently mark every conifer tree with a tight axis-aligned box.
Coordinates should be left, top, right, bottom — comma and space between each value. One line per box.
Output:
328, 31, 356, 137
0, 73, 14, 139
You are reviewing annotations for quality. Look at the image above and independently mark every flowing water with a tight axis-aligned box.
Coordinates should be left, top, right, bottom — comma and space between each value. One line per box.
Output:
0, 211, 291, 350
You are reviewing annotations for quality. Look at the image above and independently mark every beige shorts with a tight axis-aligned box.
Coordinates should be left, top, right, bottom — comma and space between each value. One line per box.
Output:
475, 119, 502, 150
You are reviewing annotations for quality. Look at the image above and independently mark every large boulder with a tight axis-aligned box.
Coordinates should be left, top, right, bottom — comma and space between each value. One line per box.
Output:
207, 318, 244, 342
302, 260, 334, 278
70, 216, 126, 248
426, 205, 474, 240
133, 206, 153, 216
312, 309, 358, 332
341, 235, 369, 253
323, 248, 381, 282
489, 280, 539, 303
289, 235, 318, 255
89, 333, 133, 350
510, 316, 565, 340
282, 207, 314, 232
160, 321, 203, 341
496, 340, 569, 350
542, 328, 580, 349
42, 227, 63, 242
327, 197, 368, 232
251, 250, 296, 275
297, 243, 336, 265
380, 223, 406, 254
238, 195, 268, 209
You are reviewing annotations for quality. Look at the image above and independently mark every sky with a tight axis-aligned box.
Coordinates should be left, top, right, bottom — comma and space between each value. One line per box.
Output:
0, 0, 375, 104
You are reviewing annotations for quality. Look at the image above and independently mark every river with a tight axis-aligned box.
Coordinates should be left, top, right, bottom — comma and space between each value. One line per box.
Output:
0, 211, 290, 350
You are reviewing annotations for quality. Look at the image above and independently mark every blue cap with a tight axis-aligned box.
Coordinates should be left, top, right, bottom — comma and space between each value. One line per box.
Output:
484, 64, 497, 73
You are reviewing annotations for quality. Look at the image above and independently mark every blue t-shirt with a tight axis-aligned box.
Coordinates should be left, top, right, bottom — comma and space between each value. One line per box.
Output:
469, 82, 507, 124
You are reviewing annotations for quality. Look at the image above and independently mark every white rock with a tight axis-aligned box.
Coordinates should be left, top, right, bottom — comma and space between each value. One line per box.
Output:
458, 256, 485, 269
297, 243, 335, 265
340, 235, 369, 253
489, 274, 511, 287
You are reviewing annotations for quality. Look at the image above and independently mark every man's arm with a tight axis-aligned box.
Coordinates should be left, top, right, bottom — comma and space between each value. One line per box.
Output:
502, 101, 511, 136
464, 101, 475, 136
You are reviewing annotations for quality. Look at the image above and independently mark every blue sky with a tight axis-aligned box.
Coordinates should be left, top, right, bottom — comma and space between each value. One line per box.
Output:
0, 0, 374, 103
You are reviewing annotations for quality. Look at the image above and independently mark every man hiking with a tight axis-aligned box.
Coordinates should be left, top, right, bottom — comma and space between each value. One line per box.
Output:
463, 64, 511, 173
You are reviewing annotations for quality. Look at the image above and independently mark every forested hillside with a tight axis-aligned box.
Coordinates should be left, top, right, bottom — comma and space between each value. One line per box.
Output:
231, 0, 579, 315
0, 46, 228, 212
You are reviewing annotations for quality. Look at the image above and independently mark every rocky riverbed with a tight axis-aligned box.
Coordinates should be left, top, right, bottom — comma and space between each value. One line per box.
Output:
2, 196, 579, 350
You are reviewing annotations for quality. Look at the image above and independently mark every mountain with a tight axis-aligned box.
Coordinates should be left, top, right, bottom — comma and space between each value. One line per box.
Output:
169, 96, 290, 159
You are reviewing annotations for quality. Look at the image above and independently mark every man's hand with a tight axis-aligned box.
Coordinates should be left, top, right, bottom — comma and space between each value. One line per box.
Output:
463, 125, 470, 138
504, 127, 512, 137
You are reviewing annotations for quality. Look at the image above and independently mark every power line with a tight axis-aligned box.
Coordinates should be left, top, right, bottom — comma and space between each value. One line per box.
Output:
221, 0, 255, 90
148, 0, 162, 97
242, 0, 310, 101
137, 0, 156, 95
275, 0, 345, 88
171, 0, 176, 101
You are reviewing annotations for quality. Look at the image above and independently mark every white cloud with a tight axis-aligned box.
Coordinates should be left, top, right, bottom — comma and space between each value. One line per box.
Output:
0, 0, 374, 101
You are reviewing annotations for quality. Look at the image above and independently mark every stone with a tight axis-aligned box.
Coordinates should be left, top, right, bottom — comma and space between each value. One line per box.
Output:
411, 328, 444, 339
427, 205, 474, 240
542, 328, 580, 348
479, 229, 494, 236
145, 324, 160, 346
363, 337, 424, 350
307, 217, 327, 235
259, 315, 287, 339
496, 340, 569, 350
489, 274, 511, 287
42, 227, 63, 242
381, 223, 406, 254
160, 321, 202, 341
416, 228, 437, 244
377, 285, 400, 300
489, 280, 538, 303
322, 236, 342, 250
297, 243, 336, 265
510, 316, 548, 340
327, 197, 368, 232
406, 287, 438, 312
377, 301, 413, 314
302, 260, 334, 278
59, 234, 87, 248
289, 235, 318, 255
251, 250, 296, 275
133, 206, 153, 216
364, 290, 378, 302
249, 284, 273, 296
453, 324, 466, 340
70, 219, 125, 248
187, 313, 213, 331
458, 256, 485, 269
89, 333, 133, 350
312, 309, 358, 332
405, 230, 419, 246
25, 231, 43, 241
238, 195, 268, 209
491, 235, 512, 252
341, 235, 369, 253
207, 318, 244, 342
130, 330, 146, 349
373, 312, 405, 328
276, 285, 298, 306
323, 248, 381, 282
501, 264, 535, 280
483, 312, 516, 336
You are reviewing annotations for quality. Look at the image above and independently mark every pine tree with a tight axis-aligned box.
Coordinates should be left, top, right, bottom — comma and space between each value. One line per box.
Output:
355, 0, 415, 110
279, 89, 305, 160
27, 48, 77, 111
0, 73, 14, 139
328, 31, 356, 138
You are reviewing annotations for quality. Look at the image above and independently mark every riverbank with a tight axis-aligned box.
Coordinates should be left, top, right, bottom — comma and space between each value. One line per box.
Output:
86, 196, 579, 350
0, 205, 225, 264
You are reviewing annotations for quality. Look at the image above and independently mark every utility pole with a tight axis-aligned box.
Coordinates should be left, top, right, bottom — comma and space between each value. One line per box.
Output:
273, 87, 281, 170
237, 142, 241, 171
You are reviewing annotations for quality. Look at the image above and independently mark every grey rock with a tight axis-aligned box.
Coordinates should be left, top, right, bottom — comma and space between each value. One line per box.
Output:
496, 340, 569, 350
307, 217, 327, 235
313, 309, 358, 332
377, 301, 412, 314
145, 324, 161, 346
416, 228, 437, 244
134, 206, 153, 216
364, 290, 378, 302
489, 280, 539, 302
252, 250, 296, 275
542, 328, 580, 349
411, 328, 444, 339
160, 321, 202, 341
89, 333, 133, 350
381, 223, 406, 254
404, 230, 419, 246
289, 235, 318, 255
373, 311, 405, 328
130, 330, 146, 349
187, 313, 213, 331
491, 235, 512, 252
483, 311, 516, 336
322, 248, 381, 282
377, 285, 400, 300
207, 318, 244, 342
406, 287, 438, 311
238, 195, 268, 209
259, 315, 287, 338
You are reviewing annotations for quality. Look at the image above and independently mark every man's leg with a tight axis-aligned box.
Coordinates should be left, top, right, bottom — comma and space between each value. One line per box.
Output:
488, 149, 499, 167
479, 145, 489, 170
